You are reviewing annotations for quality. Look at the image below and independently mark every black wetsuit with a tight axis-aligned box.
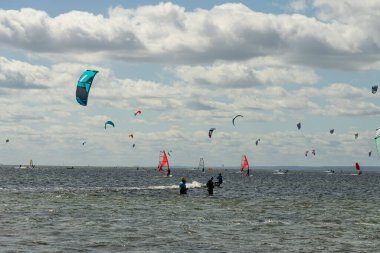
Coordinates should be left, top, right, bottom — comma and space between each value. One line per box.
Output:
206, 179, 214, 195
216, 175, 223, 186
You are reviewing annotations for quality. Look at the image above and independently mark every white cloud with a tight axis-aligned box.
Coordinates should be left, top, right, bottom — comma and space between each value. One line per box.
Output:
0, 3, 379, 69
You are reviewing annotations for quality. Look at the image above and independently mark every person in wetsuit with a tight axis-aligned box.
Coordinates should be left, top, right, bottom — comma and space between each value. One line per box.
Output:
206, 177, 214, 195
179, 178, 187, 194
215, 173, 223, 187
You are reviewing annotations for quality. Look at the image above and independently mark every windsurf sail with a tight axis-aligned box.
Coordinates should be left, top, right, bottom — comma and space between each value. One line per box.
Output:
76, 70, 98, 106
198, 158, 205, 172
158, 150, 170, 176
241, 155, 250, 176
375, 127, 380, 158
29, 159, 34, 168
355, 162, 362, 175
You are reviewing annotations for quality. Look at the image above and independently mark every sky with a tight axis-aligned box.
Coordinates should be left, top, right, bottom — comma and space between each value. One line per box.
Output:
1, 0, 380, 167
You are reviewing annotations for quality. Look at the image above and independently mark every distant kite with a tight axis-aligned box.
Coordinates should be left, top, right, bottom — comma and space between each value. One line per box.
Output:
297, 122, 301, 130
312, 149, 316, 156
134, 110, 142, 116
5, 138, 9, 143
330, 129, 335, 134
232, 115, 243, 126
129, 134, 134, 139
372, 85, 378, 94
354, 133, 359, 139
305, 150, 309, 157
82, 141, 86, 146
209, 128, 216, 138
255, 139, 261, 146
105, 121, 115, 129
132, 143, 135, 148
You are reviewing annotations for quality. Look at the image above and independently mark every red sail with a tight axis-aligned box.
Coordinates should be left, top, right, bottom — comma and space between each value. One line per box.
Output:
158, 151, 170, 175
355, 162, 362, 175
241, 155, 250, 176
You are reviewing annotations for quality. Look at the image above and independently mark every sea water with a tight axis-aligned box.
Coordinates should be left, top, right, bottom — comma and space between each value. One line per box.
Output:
0, 166, 379, 252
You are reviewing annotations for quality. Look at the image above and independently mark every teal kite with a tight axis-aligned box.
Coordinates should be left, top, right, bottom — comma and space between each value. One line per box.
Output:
76, 70, 98, 106
104, 121, 115, 129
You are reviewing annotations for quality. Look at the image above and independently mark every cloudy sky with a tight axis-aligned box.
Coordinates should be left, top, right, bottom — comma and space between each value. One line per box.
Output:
1, 0, 380, 167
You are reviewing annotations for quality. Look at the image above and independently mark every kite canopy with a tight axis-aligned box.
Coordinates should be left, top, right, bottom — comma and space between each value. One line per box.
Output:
129, 134, 134, 139
297, 122, 301, 130
209, 128, 216, 138
5, 138, 9, 143
372, 85, 378, 94
134, 110, 142, 116
76, 70, 98, 106
312, 149, 316, 156
330, 129, 335, 134
104, 121, 115, 129
255, 139, 261, 146
354, 133, 359, 139
232, 115, 243, 126
305, 150, 309, 156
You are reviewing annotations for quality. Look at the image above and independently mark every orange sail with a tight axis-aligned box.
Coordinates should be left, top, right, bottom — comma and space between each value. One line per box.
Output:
158, 150, 170, 176
241, 155, 250, 176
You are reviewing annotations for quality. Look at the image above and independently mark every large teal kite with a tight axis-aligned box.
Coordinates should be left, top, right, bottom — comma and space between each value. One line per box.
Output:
76, 70, 98, 106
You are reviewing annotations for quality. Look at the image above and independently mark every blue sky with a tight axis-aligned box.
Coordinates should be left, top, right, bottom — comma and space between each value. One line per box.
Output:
0, 0, 380, 168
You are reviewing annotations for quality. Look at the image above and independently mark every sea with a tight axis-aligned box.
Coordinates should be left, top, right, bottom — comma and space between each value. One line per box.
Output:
0, 166, 379, 253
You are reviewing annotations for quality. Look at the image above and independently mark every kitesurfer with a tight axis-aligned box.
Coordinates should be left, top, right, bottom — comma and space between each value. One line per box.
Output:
215, 173, 223, 187
179, 177, 187, 194
206, 177, 214, 195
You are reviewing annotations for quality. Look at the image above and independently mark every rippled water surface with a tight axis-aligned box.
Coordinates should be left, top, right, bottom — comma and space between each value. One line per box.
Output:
0, 166, 379, 252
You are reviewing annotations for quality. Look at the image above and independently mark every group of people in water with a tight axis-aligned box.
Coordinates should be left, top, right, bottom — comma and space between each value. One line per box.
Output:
179, 173, 223, 195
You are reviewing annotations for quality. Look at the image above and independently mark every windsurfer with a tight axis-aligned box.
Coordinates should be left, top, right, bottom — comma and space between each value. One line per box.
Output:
207, 177, 214, 195
179, 178, 187, 194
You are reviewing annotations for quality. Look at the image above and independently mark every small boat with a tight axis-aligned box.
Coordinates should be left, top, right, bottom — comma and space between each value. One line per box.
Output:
273, 169, 288, 175
15, 165, 27, 169
66, 166, 74, 170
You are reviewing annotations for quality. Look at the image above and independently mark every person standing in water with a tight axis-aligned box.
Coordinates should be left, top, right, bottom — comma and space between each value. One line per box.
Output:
215, 173, 223, 187
179, 177, 187, 194
206, 177, 214, 195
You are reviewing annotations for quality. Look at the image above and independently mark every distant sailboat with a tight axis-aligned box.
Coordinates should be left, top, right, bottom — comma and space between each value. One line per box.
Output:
158, 150, 171, 176
241, 155, 250, 176
29, 159, 35, 168
199, 158, 205, 172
